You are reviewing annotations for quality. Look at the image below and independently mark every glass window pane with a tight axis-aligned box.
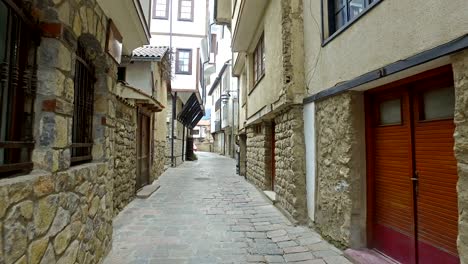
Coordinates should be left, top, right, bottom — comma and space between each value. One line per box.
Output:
422, 87, 455, 120
349, 0, 365, 20
334, 9, 346, 29
334, 0, 346, 11
380, 99, 402, 125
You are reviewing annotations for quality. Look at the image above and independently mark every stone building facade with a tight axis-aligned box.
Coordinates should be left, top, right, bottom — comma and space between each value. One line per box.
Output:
301, 0, 468, 262
215, 0, 308, 223
246, 124, 273, 190
0, 0, 170, 263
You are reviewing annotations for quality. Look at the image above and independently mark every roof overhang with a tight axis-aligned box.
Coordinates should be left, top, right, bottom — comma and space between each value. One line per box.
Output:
177, 93, 205, 129
231, 0, 268, 52
214, 0, 231, 26
97, 0, 151, 55
232, 52, 245, 77
116, 83, 164, 112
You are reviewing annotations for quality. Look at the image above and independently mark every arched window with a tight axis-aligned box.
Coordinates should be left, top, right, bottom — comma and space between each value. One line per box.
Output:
71, 43, 95, 165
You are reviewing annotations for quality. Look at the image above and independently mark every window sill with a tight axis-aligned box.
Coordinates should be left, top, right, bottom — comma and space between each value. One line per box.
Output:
175, 71, 192, 75
248, 73, 265, 96
178, 18, 194, 22
322, 0, 383, 47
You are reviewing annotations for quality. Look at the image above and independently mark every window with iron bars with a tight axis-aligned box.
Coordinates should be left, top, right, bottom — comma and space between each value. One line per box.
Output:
71, 43, 95, 165
0, 0, 39, 177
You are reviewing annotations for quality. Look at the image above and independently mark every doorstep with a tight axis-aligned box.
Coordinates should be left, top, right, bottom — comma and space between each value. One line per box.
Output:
263, 191, 277, 204
344, 248, 399, 264
136, 183, 161, 199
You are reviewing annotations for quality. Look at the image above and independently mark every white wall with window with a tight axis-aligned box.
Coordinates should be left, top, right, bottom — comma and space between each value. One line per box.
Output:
150, 0, 207, 36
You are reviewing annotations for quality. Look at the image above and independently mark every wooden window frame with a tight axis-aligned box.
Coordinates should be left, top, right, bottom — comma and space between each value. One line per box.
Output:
322, 0, 383, 46
153, 0, 169, 19
252, 34, 265, 89
178, 0, 194, 22
0, 0, 40, 177
175, 48, 192, 75
71, 44, 96, 166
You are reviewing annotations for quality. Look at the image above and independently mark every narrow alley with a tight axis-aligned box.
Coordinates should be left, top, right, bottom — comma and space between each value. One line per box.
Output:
104, 153, 350, 264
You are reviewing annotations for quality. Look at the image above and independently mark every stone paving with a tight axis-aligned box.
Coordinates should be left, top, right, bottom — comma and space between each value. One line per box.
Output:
104, 152, 352, 264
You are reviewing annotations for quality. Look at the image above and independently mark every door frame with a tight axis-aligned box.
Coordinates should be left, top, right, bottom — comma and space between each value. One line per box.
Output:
136, 108, 152, 191
364, 65, 455, 261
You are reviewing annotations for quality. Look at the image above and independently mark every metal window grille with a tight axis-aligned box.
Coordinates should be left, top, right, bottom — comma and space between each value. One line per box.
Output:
71, 44, 95, 165
0, 0, 39, 177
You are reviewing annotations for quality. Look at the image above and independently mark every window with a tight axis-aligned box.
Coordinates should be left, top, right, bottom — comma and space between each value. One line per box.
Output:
0, 0, 39, 176
328, 0, 376, 36
71, 44, 95, 165
421, 86, 455, 121
178, 0, 194, 21
379, 99, 401, 125
192, 129, 200, 136
175, 49, 192, 75
153, 0, 169, 19
253, 34, 265, 85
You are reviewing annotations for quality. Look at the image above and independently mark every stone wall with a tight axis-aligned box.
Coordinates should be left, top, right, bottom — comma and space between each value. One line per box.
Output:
246, 123, 273, 190
151, 140, 166, 182
0, 1, 118, 263
274, 106, 307, 222
452, 49, 468, 263
0, 163, 113, 264
113, 100, 137, 215
315, 91, 367, 248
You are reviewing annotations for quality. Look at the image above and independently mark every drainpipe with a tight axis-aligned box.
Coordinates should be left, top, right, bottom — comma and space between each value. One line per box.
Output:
231, 88, 235, 158
171, 92, 177, 167
182, 124, 185, 161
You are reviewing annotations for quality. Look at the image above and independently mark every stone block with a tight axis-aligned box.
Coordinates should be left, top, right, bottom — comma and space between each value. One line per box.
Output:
37, 38, 72, 73
33, 175, 55, 198
0, 185, 9, 219
37, 69, 65, 97
13, 255, 26, 264
8, 181, 32, 205
34, 195, 58, 236
39, 243, 55, 264
4, 221, 27, 264
49, 207, 71, 237
57, 1, 70, 25
54, 226, 72, 255
28, 237, 49, 264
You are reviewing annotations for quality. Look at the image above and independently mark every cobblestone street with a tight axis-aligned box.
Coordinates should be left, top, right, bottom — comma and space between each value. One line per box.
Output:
104, 152, 351, 264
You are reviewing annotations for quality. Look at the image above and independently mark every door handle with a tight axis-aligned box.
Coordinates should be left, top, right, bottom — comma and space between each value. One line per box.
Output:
411, 177, 418, 181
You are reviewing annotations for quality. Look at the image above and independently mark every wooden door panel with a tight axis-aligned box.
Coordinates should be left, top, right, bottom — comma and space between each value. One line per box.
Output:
136, 113, 151, 190
368, 67, 459, 264
371, 90, 416, 264
414, 119, 459, 263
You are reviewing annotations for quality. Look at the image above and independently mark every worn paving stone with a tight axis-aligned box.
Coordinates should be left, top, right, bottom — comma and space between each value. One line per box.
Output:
104, 152, 344, 264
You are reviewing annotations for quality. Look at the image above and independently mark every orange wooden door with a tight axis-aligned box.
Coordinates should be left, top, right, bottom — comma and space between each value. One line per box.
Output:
412, 75, 459, 264
367, 67, 459, 264
369, 88, 417, 264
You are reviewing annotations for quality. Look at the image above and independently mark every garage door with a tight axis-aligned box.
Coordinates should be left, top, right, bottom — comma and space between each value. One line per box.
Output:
367, 66, 459, 264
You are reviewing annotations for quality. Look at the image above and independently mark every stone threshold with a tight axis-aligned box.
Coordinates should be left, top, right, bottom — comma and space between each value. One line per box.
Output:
344, 248, 399, 264
263, 190, 277, 204
136, 183, 161, 199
